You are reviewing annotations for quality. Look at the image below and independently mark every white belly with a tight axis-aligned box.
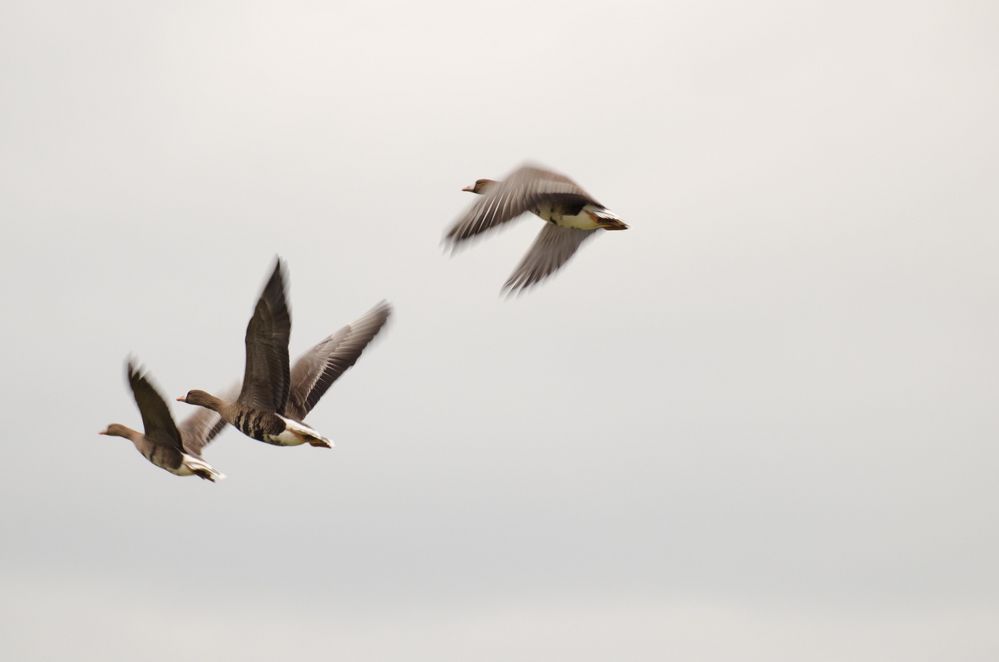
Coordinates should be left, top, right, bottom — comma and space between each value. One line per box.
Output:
557, 206, 601, 230
266, 416, 328, 446
535, 203, 601, 230
268, 428, 308, 446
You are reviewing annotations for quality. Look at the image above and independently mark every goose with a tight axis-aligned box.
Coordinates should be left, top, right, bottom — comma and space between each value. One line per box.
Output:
100, 360, 228, 481
177, 259, 391, 448
445, 164, 628, 293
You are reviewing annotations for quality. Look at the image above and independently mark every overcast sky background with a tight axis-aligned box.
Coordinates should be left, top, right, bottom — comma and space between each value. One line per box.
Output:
2, 1, 998, 659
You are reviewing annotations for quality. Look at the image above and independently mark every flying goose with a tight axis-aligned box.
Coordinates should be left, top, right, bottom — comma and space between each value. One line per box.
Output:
100, 360, 228, 481
177, 259, 391, 448
445, 164, 628, 293
200, 299, 392, 436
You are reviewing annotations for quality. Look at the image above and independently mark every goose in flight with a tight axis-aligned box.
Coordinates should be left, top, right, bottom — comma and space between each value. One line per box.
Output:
100, 360, 228, 481
446, 164, 628, 293
177, 259, 390, 449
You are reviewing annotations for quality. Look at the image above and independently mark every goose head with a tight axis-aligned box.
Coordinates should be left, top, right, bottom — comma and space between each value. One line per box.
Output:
99, 423, 133, 439
462, 178, 497, 194
176, 389, 222, 411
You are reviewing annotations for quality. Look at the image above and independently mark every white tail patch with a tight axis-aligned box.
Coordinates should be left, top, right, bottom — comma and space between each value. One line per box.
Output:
182, 454, 226, 481
274, 416, 334, 448
585, 206, 628, 230
592, 208, 620, 220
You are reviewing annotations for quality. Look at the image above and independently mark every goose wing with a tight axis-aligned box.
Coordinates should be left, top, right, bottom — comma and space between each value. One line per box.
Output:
126, 360, 183, 451
238, 259, 292, 413
504, 224, 596, 293
286, 301, 392, 420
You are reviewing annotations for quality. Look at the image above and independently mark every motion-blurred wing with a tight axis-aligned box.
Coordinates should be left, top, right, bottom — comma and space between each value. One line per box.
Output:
239, 259, 292, 413
503, 224, 596, 293
286, 301, 392, 420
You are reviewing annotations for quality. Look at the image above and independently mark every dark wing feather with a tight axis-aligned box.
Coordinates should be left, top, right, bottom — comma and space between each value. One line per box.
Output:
126, 360, 183, 451
238, 259, 292, 413
445, 165, 597, 244
178, 383, 239, 456
503, 224, 596, 293
286, 301, 392, 420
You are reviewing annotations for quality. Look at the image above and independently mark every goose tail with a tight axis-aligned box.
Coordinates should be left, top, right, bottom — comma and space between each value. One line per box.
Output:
184, 455, 226, 482
588, 207, 629, 230
280, 417, 335, 449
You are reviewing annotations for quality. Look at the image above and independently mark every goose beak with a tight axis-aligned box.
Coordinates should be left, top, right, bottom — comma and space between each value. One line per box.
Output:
176, 396, 186, 402
98, 428, 109, 436
462, 185, 475, 192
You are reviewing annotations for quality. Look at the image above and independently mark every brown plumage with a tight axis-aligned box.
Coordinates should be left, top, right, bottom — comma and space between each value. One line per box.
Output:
178, 259, 391, 449
445, 164, 629, 293
100, 360, 227, 481
286, 300, 392, 421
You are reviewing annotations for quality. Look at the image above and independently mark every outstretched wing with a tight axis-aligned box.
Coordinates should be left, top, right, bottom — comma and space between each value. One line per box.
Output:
503, 224, 596, 293
445, 164, 596, 244
126, 360, 183, 450
286, 301, 392, 420
238, 259, 292, 413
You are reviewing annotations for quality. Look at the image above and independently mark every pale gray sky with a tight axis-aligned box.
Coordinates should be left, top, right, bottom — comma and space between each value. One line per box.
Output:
2, 1, 998, 660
